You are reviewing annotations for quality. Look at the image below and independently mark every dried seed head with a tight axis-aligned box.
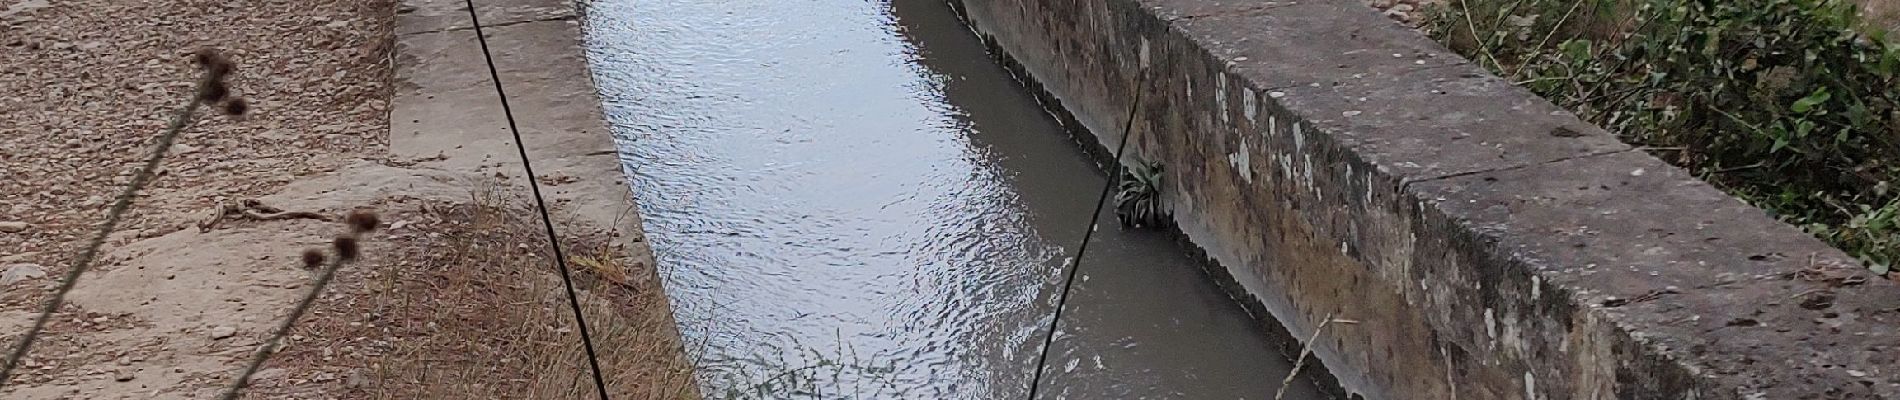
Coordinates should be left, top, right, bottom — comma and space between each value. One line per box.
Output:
301, 248, 326, 269
344, 210, 380, 233
222, 98, 248, 116
193, 48, 233, 79
192, 48, 222, 66
332, 235, 360, 262
198, 82, 229, 103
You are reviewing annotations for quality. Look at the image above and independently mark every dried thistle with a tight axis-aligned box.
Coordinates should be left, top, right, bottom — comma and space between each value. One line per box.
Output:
193, 48, 233, 80
221, 98, 248, 116
222, 212, 378, 400
344, 210, 380, 234
332, 235, 360, 262
300, 249, 326, 269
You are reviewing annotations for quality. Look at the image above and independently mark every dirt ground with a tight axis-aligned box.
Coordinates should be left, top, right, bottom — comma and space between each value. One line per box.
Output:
1865, 0, 1900, 31
0, 0, 689, 398
1, 0, 395, 396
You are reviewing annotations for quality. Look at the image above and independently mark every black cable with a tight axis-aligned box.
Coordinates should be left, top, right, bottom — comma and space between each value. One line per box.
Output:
1025, 76, 1145, 400
461, 2, 612, 399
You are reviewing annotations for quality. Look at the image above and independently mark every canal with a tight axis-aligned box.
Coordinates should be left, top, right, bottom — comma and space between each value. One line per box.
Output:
585, 0, 1332, 397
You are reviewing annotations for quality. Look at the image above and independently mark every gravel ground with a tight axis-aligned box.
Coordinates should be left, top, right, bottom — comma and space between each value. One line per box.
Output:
0, 0, 391, 260
1365, 0, 1436, 26
0, 0, 393, 396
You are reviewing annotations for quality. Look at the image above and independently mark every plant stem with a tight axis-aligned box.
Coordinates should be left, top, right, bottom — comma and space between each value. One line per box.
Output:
1274, 314, 1358, 400
217, 252, 351, 400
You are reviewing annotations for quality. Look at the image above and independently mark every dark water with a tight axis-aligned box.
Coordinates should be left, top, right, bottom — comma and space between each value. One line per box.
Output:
585, 0, 1327, 398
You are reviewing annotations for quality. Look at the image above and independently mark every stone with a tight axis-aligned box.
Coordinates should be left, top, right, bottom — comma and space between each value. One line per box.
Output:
113, 370, 134, 382
0, 0, 51, 19
209, 326, 236, 340
2, 263, 46, 286
344, 369, 370, 388
0, 221, 27, 233
250, 368, 287, 382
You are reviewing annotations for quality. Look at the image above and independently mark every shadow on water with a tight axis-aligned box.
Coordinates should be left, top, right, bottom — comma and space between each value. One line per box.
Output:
584, 0, 1336, 397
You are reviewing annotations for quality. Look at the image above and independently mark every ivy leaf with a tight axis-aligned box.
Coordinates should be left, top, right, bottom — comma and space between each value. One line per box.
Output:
1791, 88, 1831, 113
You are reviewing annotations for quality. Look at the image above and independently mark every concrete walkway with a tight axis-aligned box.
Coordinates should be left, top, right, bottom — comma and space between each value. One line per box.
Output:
391, 0, 651, 255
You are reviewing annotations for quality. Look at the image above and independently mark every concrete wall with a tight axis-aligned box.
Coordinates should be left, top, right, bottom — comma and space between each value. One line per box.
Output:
954, 0, 1900, 398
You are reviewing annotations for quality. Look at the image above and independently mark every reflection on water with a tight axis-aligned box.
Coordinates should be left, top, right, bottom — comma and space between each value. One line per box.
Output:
584, 0, 1329, 398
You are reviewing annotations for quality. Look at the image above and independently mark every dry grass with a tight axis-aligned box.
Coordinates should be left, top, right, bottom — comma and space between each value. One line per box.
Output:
246, 184, 696, 399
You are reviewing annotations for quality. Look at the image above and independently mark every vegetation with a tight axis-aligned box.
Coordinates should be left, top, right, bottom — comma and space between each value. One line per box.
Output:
695, 340, 907, 399
1116, 160, 1169, 229
1426, 0, 1900, 272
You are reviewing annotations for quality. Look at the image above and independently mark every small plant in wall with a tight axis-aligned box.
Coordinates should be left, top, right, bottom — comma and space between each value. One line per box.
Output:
1115, 160, 1168, 229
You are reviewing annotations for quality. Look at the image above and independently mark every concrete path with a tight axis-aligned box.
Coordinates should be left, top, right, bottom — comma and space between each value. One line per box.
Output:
391, 0, 652, 257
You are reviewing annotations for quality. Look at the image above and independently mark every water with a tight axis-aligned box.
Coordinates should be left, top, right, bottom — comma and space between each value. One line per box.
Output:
585, 0, 1329, 398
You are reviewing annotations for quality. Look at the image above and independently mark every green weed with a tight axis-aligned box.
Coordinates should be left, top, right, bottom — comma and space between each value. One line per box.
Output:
1427, 0, 1900, 271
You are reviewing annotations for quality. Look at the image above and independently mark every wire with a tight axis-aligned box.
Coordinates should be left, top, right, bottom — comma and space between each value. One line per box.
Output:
461, 2, 612, 399
1025, 75, 1146, 400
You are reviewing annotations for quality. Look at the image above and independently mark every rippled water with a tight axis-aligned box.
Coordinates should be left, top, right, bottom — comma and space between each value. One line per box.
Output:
585, 0, 1328, 398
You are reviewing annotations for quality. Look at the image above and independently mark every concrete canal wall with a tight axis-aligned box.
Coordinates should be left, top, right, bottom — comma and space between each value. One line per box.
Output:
954, 0, 1900, 398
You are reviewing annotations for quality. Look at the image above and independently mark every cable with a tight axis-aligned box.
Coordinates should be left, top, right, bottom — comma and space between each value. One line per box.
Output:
1025, 75, 1145, 400
461, 2, 612, 399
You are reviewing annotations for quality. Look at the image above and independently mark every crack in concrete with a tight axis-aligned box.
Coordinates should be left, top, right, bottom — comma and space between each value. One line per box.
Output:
1231, 60, 1472, 102
400, 14, 576, 36
1175, 2, 1299, 21
1398, 147, 1639, 193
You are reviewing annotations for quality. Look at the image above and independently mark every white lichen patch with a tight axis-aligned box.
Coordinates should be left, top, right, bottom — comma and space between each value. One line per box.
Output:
1485, 308, 1498, 340
1139, 38, 1151, 70
1229, 137, 1254, 184
1217, 73, 1230, 125
1244, 88, 1258, 123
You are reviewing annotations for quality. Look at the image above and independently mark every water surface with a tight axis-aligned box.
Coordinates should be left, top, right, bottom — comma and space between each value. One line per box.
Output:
586, 0, 1329, 397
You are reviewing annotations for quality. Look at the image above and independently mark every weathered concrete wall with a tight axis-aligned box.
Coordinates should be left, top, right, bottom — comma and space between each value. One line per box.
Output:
955, 0, 1900, 398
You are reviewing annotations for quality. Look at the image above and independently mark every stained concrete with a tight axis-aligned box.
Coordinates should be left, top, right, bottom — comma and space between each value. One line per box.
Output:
955, 0, 1900, 398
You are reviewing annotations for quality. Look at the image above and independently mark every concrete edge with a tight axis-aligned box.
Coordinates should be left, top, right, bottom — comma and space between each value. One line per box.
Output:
955, 0, 1900, 398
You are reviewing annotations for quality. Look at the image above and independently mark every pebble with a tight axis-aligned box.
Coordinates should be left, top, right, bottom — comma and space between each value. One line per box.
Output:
113, 370, 134, 382
251, 368, 287, 382
345, 369, 370, 388
209, 326, 237, 340
2, 263, 46, 286
0, 221, 27, 233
